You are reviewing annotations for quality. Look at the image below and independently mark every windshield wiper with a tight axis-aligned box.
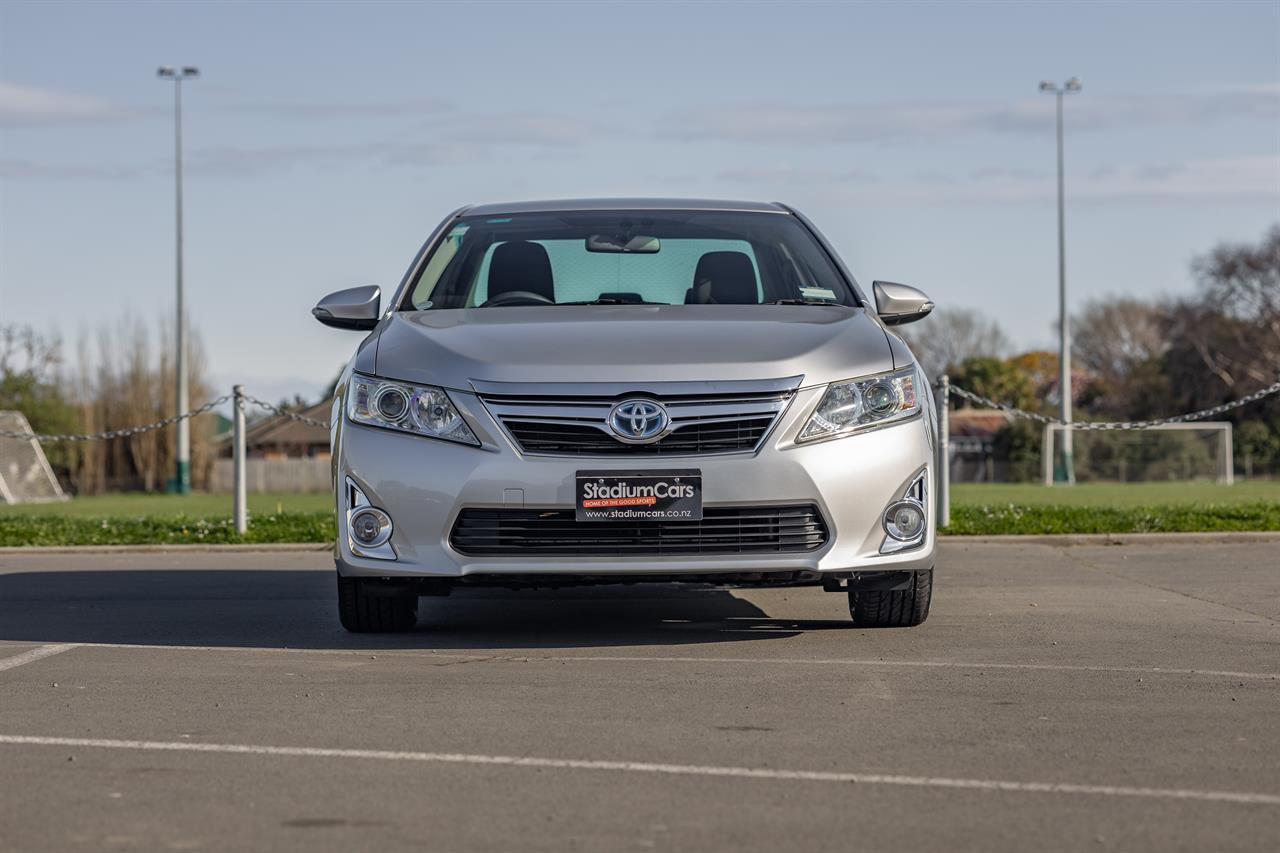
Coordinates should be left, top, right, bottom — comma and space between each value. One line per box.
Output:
763, 298, 838, 306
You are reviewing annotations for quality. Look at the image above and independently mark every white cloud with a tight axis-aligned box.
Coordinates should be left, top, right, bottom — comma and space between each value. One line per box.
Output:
713, 156, 1280, 205
1070, 156, 1280, 203
0, 158, 142, 180
1, 107, 607, 179
0, 81, 136, 126
232, 98, 453, 119
944, 155, 1280, 204
439, 112, 610, 147
717, 163, 879, 184
663, 87, 1280, 144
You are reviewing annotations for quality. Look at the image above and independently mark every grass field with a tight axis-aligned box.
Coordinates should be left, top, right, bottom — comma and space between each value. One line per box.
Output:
0, 493, 332, 547
0, 492, 331, 518
1, 482, 1277, 545
946, 481, 1280, 535
952, 481, 1280, 507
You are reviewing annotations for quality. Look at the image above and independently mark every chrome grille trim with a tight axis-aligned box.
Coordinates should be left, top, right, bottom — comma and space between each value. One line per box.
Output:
474, 379, 800, 457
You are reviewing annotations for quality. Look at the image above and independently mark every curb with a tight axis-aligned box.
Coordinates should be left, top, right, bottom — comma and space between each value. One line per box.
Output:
0, 543, 331, 556
942, 531, 1280, 546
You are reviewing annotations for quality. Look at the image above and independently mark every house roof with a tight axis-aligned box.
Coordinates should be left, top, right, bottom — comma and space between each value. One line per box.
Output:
949, 409, 1013, 438
225, 400, 331, 448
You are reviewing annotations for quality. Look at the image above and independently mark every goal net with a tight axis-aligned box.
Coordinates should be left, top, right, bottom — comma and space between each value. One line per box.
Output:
1040, 422, 1233, 485
0, 411, 67, 504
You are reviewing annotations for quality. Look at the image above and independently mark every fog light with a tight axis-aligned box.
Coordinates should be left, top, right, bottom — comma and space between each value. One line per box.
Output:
883, 500, 925, 541
350, 507, 392, 548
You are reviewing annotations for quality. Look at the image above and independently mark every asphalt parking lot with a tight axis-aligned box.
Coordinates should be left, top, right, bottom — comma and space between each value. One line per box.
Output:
1, 540, 1277, 852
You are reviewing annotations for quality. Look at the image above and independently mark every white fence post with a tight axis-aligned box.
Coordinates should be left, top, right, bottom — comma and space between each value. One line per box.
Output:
937, 375, 950, 528
233, 385, 247, 535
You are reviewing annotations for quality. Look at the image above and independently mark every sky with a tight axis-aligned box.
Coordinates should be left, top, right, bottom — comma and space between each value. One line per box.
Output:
2, 0, 1278, 404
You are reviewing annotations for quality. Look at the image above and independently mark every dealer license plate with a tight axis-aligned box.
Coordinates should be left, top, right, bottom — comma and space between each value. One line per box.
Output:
575, 470, 702, 522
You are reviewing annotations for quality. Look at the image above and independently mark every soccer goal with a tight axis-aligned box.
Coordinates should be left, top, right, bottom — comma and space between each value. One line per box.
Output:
1041, 421, 1234, 485
0, 411, 67, 504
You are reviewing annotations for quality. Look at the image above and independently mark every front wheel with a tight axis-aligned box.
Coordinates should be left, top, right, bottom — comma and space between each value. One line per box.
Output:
337, 573, 418, 633
848, 569, 932, 628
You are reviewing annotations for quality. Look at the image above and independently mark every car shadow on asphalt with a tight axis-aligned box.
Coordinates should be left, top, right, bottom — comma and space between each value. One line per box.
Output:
0, 570, 852, 651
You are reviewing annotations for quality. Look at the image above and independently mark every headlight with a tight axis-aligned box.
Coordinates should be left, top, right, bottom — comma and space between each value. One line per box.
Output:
798, 366, 920, 443
347, 374, 479, 446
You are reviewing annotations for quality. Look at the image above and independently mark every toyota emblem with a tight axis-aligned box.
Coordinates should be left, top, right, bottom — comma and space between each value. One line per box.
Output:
608, 399, 670, 443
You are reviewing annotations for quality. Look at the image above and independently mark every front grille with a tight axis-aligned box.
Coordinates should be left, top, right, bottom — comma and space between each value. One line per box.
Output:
477, 386, 794, 457
449, 505, 828, 556
503, 417, 776, 455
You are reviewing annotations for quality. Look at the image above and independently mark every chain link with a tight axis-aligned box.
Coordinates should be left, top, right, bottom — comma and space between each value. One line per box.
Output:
0, 392, 332, 443
5, 380, 1278, 442
944, 380, 1280, 431
0, 395, 233, 442
239, 394, 332, 429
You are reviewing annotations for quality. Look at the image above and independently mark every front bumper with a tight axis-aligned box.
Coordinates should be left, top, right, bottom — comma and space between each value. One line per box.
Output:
333, 385, 936, 580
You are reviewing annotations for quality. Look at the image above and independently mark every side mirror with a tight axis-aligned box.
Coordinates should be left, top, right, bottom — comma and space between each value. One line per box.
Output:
312, 286, 382, 330
873, 281, 934, 326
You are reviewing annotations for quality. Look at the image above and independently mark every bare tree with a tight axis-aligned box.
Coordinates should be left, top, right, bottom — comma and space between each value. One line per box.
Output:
1185, 225, 1280, 388
1073, 297, 1169, 380
66, 314, 214, 494
898, 307, 1011, 378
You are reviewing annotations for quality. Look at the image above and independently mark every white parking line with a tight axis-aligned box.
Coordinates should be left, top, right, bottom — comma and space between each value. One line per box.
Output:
1, 734, 1276, 805
52, 642, 1280, 680
0, 644, 74, 673
549, 655, 1280, 681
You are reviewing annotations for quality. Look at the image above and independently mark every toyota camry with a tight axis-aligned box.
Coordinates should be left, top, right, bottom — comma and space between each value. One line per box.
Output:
312, 199, 937, 632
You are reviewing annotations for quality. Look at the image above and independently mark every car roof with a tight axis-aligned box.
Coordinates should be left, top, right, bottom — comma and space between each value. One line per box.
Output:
461, 198, 792, 216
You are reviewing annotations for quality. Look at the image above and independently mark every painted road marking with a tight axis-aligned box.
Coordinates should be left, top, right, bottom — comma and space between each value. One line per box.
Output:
46, 642, 1280, 680
1, 734, 1276, 806
541, 655, 1280, 681
0, 644, 74, 673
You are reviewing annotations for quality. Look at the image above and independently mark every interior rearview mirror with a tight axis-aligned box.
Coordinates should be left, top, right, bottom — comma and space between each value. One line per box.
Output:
312, 285, 382, 331
586, 234, 661, 254
873, 281, 934, 326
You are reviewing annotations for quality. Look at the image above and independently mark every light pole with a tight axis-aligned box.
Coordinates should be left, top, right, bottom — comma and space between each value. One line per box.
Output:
1039, 77, 1081, 485
158, 65, 198, 494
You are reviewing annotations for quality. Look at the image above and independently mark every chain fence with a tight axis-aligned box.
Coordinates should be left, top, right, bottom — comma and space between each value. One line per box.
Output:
941, 379, 1280, 431
0, 395, 234, 442
4, 379, 1279, 533
238, 394, 331, 429
3, 379, 1278, 442
0, 392, 329, 442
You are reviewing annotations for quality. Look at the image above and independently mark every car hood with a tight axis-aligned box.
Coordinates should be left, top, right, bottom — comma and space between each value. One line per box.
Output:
371, 304, 895, 390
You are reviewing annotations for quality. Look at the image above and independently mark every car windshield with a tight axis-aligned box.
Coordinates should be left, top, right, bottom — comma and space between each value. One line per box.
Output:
402, 210, 858, 310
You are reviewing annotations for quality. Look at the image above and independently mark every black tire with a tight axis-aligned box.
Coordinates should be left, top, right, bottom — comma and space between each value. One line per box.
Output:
848, 569, 932, 628
337, 574, 418, 633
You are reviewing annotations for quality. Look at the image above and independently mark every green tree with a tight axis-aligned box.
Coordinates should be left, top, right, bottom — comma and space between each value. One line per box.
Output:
950, 355, 1038, 412
1238, 420, 1278, 479
0, 325, 80, 477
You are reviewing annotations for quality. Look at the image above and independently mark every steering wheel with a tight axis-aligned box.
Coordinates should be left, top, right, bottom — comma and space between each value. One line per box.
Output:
482, 291, 555, 307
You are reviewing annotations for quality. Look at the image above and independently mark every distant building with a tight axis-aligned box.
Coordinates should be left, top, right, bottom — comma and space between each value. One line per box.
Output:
217, 401, 331, 460
948, 409, 1013, 482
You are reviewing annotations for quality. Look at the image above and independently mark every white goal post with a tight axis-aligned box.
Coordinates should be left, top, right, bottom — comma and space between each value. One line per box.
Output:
0, 411, 67, 504
1041, 421, 1234, 486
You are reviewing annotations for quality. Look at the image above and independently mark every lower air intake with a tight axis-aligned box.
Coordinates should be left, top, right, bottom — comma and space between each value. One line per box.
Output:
449, 505, 828, 557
